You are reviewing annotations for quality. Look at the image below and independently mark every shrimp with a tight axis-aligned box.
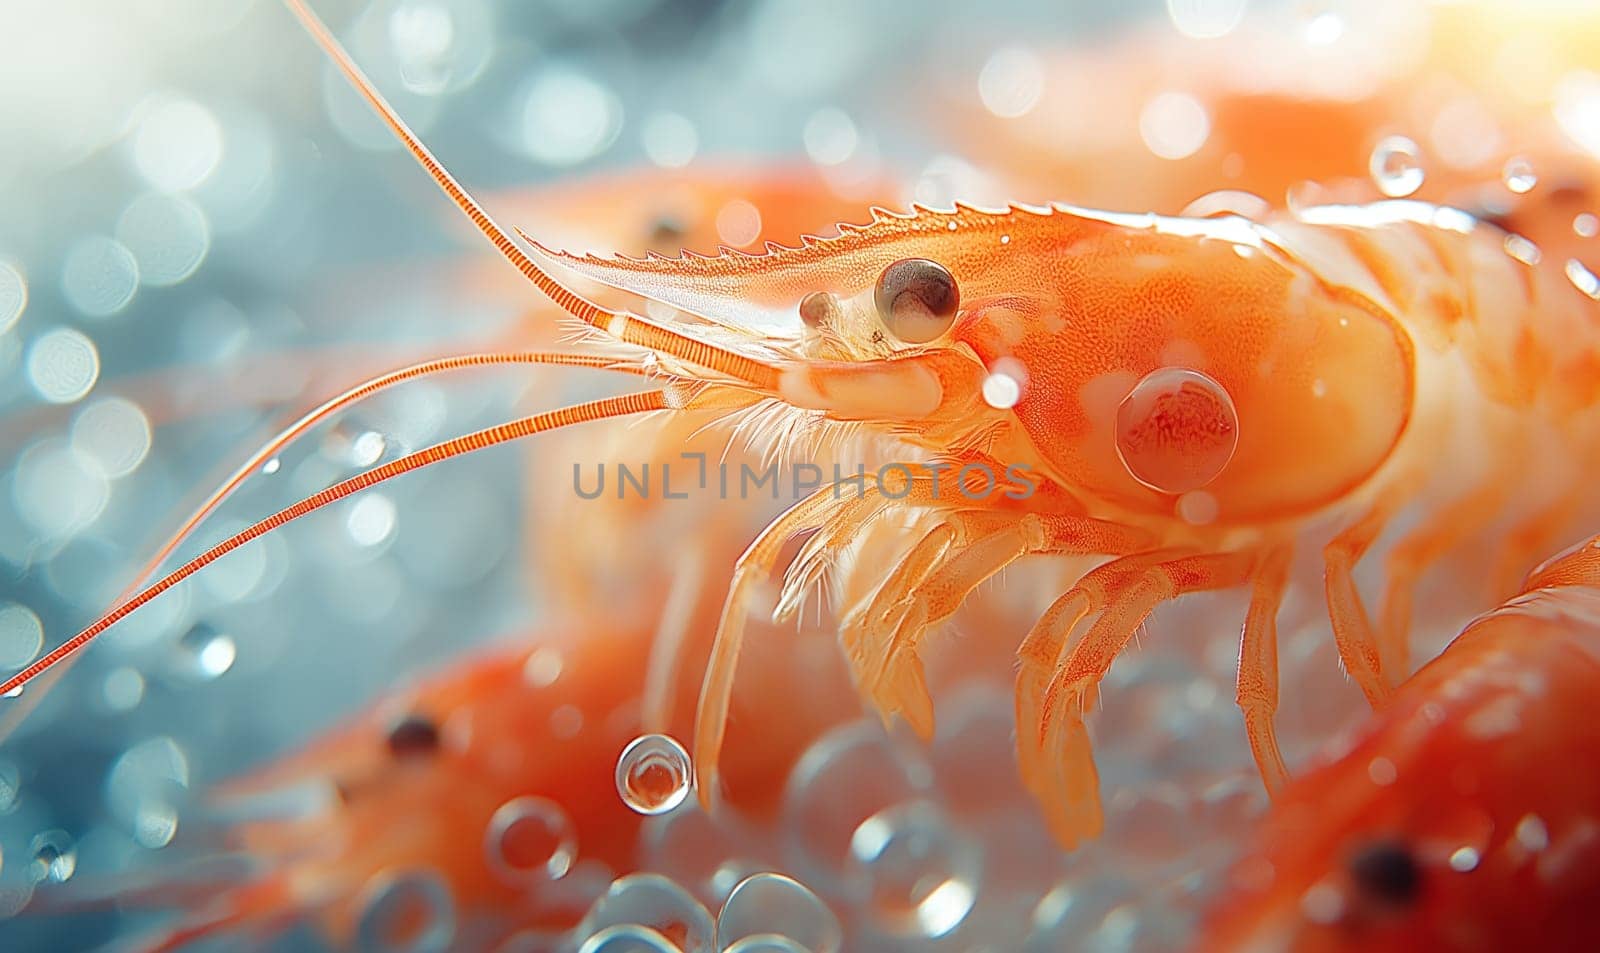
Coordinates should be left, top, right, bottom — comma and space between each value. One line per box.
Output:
1193, 534, 1600, 953
7, 0, 1600, 862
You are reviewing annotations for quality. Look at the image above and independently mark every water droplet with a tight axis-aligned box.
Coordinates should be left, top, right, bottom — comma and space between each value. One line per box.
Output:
1369, 136, 1424, 198
782, 722, 932, 891
1139, 91, 1210, 160
616, 734, 692, 816
0, 260, 26, 334
1575, 213, 1599, 239
641, 112, 698, 169
484, 796, 577, 884
847, 800, 980, 939
178, 623, 236, 679
29, 831, 76, 884
581, 873, 715, 953
978, 47, 1043, 119
133, 797, 179, 848
578, 925, 680, 953
1503, 234, 1542, 266
802, 108, 859, 166
262, 457, 282, 475
1115, 367, 1238, 494
716, 872, 841, 953
722, 939, 809, 953
1448, 846, 1481, 872
981, 358, 1026, 410
1566, 258, 1600, 299
352, 430, 389, 467
1176, 490, 1218, 525
0, 605, 44, 671
1502, 157, 1538, 194
355, 868, 456, 953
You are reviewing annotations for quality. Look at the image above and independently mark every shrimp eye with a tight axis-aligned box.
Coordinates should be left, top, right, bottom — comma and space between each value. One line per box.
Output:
1115, 367, 1238, 494
799, 290, 842, 329
1347, 840, 1421, 908
874, 258, 959, 343
385, 713, 440, 757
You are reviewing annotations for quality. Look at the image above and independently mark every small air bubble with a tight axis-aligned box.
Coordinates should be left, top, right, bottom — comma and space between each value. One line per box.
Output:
1503, 234, 1541, 266
615, 734, 692, 816
351, 430, 388, 467
1502, 157, 1537, 194
1369, 136, 1425, 198
1575, 213, 1599, 238
1566, 258, 1600, 299
262, 457, 281, 475
178, 623, 235, 679
717, 872, 842, 953
1176, 490, 1218, 525
29, 831, 76, 884
355, 869, 456, 953
484, 796, 577, 883
981, 369, 1023, 410
1448, 846, 1481, 872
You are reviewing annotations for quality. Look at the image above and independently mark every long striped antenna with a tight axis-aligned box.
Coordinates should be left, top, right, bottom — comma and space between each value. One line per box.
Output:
282, 0, 781, 391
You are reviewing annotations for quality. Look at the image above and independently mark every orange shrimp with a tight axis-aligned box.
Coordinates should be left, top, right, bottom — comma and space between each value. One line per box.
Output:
1193, 534, 1600, 953
8, 0, 1600, 866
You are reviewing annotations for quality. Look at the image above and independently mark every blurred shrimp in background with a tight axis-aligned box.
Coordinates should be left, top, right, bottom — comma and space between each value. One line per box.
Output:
0, 0, 1597, 950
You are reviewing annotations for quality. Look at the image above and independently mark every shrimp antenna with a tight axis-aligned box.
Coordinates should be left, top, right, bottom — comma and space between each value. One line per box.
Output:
0, 350, 642, 735
0, 389, 675, 697
282, 0, 780, 391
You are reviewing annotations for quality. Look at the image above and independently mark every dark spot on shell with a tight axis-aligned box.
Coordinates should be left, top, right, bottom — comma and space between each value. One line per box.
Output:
1348, 840, 1421, 907
386, 713, 440, 757
873, 258, 960, 344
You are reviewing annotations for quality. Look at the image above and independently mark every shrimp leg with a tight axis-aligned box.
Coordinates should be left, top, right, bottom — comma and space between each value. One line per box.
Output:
1377, 478, 1513, 684
1026, 551, 1260, 846
1237, 545, 1292, 797
1323, 503, 1397, 708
